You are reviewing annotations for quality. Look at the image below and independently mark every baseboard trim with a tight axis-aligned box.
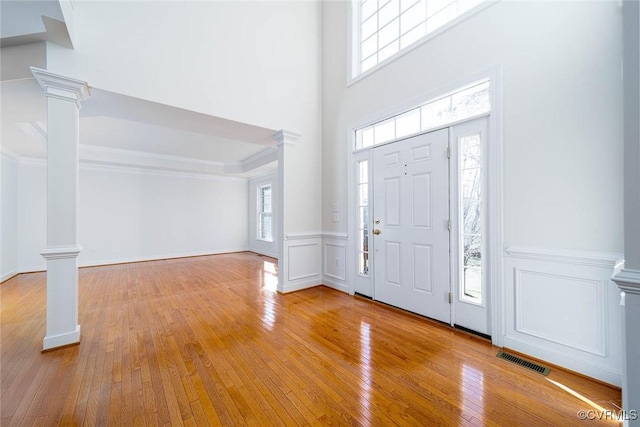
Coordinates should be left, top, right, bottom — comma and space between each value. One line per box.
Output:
503, 337, 621, 387
322, 278, 349, 293
77, 248, 250, 268
42, 325, 81, 351
0, 270, 19, 284
280, 279, 322, 294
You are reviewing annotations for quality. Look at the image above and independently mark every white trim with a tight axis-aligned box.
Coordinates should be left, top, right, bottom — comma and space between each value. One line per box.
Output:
30, 67, 90, 106
279, 278, 321, 294
41, 245, 82, 260
348, 67, 497, 133
505, 247, 625, 269
272, 129, 301, 146
16, 265, 46, 274
613, 269, 640, 295
1, 271, 19, 283
502, 338, 621, 387
348, 0, 499, 86
43, 325, 81, 351
346, 67, 503, 343
77, 248, 250, 268
226, 147, 278, 174
286, 232, 324, 240
11, 133, 276, 177
81, 144, 226, 167
352, 111, 491, 154
514, 268, 607, 357
322, 277, 349, 293
16, 250, 250, 274
486, 66, 504, 347
17, 156, 248, 182
323, 231, 348, 239
324, 242, 347, 281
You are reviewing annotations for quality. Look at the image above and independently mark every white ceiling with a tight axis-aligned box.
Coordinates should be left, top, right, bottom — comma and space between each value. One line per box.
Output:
1, 78, 279, 178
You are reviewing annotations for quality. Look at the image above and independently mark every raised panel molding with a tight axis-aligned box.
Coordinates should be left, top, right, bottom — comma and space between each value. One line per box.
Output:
287, 242, 321, 281
514, 268, 606, 357
281, 236, 322, 294
504, 246, 624, 386
324, 242, 346, 281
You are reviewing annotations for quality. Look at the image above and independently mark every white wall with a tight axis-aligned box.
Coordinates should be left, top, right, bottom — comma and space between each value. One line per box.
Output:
321, 1, 624, 384
46, 0, 323, 243
1, 153, 19, 281
248, 173, 278, 258
16, 160, 249, 271
322, 0, 623, 253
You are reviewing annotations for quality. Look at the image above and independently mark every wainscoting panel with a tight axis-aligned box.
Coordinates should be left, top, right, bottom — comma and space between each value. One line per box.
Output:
504, 247, 624, 386
322, 233, 348, 293
281, 234, 322, 293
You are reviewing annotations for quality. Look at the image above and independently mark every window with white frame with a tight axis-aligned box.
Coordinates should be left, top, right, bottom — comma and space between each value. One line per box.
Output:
357, 160, 370, 275
354, 0, 485, 77
460, 133, 483, 303
258, 185, 273, 242
355, 80, 489, 150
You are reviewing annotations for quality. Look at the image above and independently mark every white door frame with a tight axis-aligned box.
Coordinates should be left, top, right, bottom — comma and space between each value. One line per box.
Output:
346, 67, 503, 346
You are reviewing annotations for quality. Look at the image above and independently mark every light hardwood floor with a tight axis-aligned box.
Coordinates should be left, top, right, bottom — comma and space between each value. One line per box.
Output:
1, 252, 621, 426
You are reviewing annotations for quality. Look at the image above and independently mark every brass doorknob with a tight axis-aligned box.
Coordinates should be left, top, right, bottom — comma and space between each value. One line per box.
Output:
373, 229, 381, 235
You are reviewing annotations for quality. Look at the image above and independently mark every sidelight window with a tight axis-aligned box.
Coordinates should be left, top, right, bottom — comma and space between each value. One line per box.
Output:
460, 133, 482, 303
357, 160, 370, 275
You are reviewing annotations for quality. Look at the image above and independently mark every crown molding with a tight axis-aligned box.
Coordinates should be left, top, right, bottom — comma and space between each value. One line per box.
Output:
9, 142, 276, 178
225, 147, 278, 173
30, 67, 91, 107
271, 129, 301, 146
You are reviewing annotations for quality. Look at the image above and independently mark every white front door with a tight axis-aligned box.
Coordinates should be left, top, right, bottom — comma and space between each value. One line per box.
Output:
372, 129, 451, 323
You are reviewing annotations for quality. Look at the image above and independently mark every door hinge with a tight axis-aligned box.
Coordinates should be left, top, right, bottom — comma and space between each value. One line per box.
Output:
447, 219, 451, 231
448, 292, 452, 304
447, 144, 451, 159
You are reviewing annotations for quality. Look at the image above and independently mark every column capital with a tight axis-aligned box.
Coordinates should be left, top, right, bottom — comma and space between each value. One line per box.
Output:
613, 268, 640, 295
271, 129, 301, 146
30, 67, 91, 108
41, 245, 83, 260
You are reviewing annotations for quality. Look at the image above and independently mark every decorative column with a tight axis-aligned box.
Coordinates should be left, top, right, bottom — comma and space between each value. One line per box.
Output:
30, 67, 90, 351
272, 129, 300, 293
612, 2, 640, 425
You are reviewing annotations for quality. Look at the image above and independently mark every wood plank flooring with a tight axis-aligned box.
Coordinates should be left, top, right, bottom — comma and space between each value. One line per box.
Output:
1, 252, 621, 426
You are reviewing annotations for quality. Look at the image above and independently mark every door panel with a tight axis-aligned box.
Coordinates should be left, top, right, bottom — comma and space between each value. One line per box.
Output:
372, 129, 451, 323
451, 117, 490, 336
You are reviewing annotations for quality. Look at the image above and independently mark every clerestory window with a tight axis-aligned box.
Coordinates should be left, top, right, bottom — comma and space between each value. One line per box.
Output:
353, 0, 486, 79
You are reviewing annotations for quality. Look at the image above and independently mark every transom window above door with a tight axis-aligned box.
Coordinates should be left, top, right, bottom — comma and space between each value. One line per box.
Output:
352, 0, 487, 79
354, 80, 490, 150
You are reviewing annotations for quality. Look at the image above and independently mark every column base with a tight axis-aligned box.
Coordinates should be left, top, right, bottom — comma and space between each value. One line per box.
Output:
42, 325, 81, 351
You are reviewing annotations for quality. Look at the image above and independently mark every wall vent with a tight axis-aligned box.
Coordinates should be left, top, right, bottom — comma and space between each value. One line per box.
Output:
496, 351, 550, 376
